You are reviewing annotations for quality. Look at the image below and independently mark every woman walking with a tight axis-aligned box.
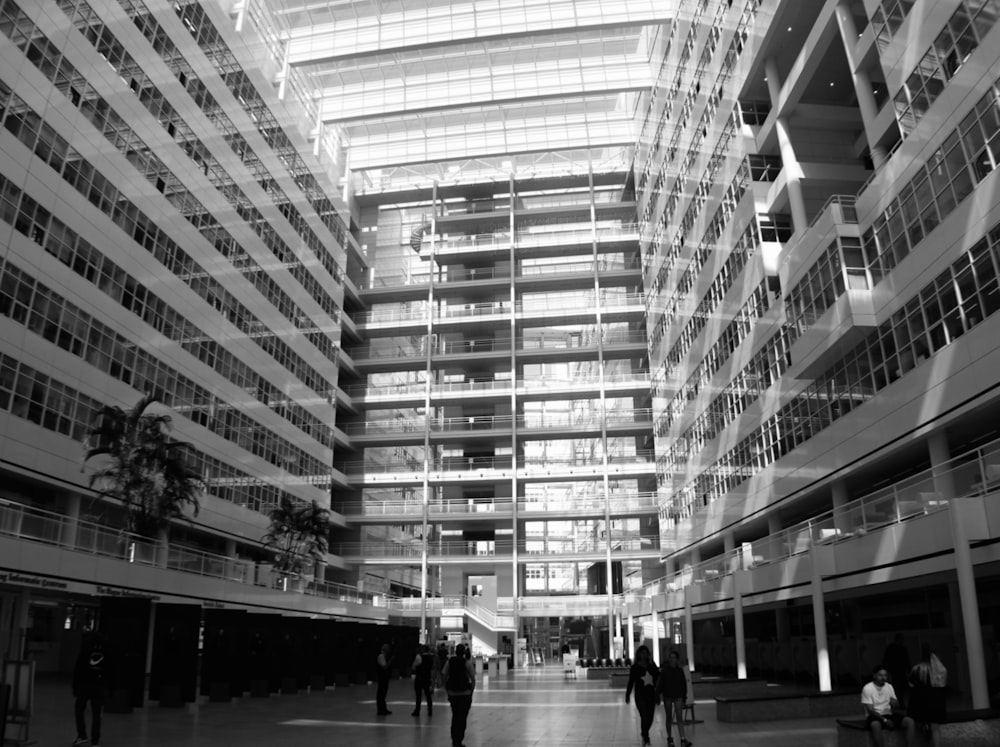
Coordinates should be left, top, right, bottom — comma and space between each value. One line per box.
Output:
625, 645, 660, 746
658, 649, 692, 747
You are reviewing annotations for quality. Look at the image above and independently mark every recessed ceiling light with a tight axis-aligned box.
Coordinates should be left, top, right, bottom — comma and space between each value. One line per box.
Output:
787, 26, 793, 32
829, 82, 835, 87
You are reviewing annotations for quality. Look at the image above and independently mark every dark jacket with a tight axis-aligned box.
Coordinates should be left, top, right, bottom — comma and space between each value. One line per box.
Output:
657, 665, 687, 699
625, 661, 659, 701
73, 641, 109, 696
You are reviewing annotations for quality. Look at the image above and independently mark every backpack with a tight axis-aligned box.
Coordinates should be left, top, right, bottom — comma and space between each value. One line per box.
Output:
445, 655, 470, 691
929, 653, 947, 687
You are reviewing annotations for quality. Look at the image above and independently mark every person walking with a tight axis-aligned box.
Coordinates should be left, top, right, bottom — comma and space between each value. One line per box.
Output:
411, 644, 434, 716
72, 632, 110, 747
657, 649, 692, 747
376, 643, 394, 716
625, 644, 659, 746
444, 643, 476, 747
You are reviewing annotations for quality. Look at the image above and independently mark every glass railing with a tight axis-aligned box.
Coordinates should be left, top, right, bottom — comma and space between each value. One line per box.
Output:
805, 194, 858, 230
639, 434, 1000, 597
0, 500, 254, 587
336, 536, 659, 559
336, 498, 515, 517
354, 305, 429, 325
352, 371, 650, 400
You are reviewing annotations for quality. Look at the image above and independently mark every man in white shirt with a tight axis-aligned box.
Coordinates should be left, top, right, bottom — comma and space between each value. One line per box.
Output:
861, 665, 915, 746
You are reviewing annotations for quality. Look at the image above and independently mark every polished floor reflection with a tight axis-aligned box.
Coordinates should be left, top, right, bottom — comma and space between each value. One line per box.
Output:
37, 667, 840, 746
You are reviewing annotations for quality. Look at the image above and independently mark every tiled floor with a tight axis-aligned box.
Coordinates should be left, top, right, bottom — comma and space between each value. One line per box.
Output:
33, 667, 840, 746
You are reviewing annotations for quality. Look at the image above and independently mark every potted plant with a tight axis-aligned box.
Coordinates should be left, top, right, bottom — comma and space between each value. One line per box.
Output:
83, 394, 203, 559
262, 497, 330, 591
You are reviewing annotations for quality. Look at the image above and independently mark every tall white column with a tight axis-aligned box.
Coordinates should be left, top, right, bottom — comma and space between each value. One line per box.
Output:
832, 481, 851, 535
767, 513, 783, 536
684, 588, 695, 673
929, 432, 957, 498
733, 571, 747, 680
950, 503, 988, 708
61, 493, 82, 550
650, 610, 660, 665
810, 546, 832, 692
627, 614, 635, 659
834, 1, 888, 169
765, 57, 808, 234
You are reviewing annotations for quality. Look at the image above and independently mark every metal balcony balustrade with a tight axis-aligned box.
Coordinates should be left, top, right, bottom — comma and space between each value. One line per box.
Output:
344, 448, 655, 477
334, 491, 658, 519
0, 499, 381, 607
333, 534, 660, 559
634, 434, 1000, 600
805, 194, 859, 230
359, 253, 641, 291
347, 370, 651, 400
348, 328, 647, 363
342, 409, 651, 438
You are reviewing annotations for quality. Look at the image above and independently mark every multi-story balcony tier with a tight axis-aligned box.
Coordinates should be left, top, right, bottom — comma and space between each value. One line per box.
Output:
334, 535, 661, 566
339, 450, 658, 487
341, 408, 654, 446
335, 491, 659, 525
343, 371, 651, 408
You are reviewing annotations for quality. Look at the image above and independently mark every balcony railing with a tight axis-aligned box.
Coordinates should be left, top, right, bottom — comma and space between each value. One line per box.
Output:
336, 491, 659, 519
637, 433, 1000, 599
336, 535, 660, 559
349, 371, 650, 400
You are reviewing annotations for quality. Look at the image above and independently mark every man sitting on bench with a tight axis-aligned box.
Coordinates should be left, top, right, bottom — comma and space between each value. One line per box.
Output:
862, 664, 916, 746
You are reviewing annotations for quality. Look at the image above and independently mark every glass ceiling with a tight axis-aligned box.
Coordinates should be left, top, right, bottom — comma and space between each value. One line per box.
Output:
256, 0, 678, 193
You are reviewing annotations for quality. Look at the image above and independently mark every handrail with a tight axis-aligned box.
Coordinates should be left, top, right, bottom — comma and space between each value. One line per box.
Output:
0, 500, 392, 607
805, 194, 858, 230
336, 491, 659, 518
641, 434, 1000, 598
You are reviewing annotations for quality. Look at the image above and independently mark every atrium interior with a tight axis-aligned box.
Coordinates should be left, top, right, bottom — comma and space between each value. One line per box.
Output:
1, 0, 1000, 736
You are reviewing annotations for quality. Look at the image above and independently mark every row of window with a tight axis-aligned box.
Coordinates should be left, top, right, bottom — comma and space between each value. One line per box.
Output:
645, 146, 745, 311
155, 0, 351, 250
55, 0, 344, 290
864, 75, 1000, 281
892, 0, 997, 135
0, 87, 337, 404
871, 0, 915, 49
655, 216, 759, 372
0, 177, 333, 449
0, 257, 332, 476
652, 280, 772, 403
639, 0, 760, 224
667, 217, 1000, 518
785, 235, 867, 337
666, 326, 795, 450
0, 0, 341, 355
0, 352, 324, 514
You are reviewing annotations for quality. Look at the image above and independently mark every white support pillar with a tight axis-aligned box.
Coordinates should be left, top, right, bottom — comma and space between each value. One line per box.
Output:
832, 481, 851, 535
733, 571, 747, 680
949, 503, 989, 708
834, 1, 888, 169
684, 588, 695, 673
765, 57, 808, 234
928, 432, 956, 498
61, 493, 82, 550
650, 610, 660, 665
627, 614, 635, 660
767, 513, 783, 536
810, 545, 832, 692
723, 531, 737, 572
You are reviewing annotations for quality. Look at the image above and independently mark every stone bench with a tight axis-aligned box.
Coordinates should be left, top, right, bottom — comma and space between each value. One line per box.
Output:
836, 710, 1000, 747
586, 666, 630, 681
716, 690, 859, 722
